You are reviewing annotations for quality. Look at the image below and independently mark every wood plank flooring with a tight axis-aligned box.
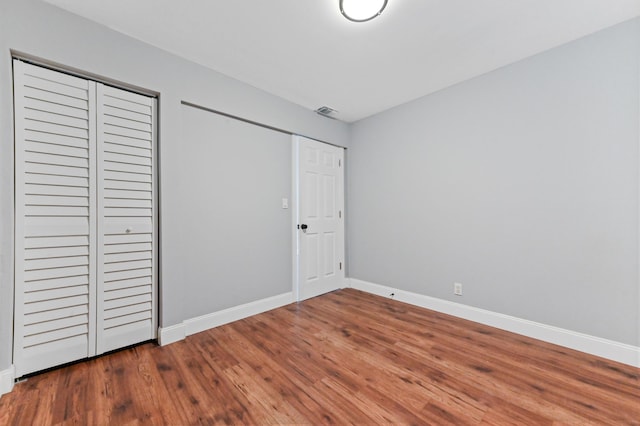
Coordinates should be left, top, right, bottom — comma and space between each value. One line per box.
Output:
1, 288, 638, 425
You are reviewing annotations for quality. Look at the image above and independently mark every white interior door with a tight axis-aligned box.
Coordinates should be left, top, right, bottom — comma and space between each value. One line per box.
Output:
296, 136, 345, 301
13, 60, 156, 377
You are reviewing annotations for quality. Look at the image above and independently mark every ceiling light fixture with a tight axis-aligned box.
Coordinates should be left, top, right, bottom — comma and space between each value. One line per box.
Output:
339, 0, 388, 23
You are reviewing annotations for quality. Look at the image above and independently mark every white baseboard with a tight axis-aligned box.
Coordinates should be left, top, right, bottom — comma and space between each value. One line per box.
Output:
184, 292, 294, 335
348, 278, 640, 368
0, 365, 14, 397
159, 292, 294, 346
158, 323, 186, 346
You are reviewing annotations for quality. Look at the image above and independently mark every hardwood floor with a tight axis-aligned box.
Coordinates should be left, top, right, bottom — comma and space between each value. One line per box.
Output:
1, 288, 638, 425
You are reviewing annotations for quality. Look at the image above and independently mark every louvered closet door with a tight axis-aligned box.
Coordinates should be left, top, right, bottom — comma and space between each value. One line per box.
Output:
13, 60, 97, 377
14, 60, 156, 377
96, 84, 156, 353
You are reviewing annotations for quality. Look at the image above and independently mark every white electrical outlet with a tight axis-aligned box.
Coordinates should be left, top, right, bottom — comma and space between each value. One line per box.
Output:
454, 282, 463, 296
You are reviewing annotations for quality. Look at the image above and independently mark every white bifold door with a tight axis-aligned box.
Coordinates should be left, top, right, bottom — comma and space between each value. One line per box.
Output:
13, 60, 157, 377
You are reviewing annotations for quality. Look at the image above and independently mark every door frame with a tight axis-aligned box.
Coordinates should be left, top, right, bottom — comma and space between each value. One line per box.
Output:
291, 135, 346, 302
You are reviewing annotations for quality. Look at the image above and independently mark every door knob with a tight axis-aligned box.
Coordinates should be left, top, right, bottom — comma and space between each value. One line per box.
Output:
299, 224, 308, 233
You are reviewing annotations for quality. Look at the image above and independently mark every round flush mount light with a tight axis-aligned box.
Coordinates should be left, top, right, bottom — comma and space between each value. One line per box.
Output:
340, 0, 388, 22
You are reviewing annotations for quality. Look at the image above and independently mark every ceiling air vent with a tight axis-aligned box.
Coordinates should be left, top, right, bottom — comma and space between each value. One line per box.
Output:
315, 106, 339, 120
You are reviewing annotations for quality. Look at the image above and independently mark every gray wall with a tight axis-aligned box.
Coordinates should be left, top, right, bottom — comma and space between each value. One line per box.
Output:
348, 18, 640, 346
0, 0, 349, 372
180, 106, 292, 316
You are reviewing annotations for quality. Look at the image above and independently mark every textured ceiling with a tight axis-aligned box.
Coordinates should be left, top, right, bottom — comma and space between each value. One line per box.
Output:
44, 0, 640, 122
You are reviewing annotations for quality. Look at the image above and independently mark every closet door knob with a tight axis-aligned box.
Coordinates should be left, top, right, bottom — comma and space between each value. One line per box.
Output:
125, 227, 133, 233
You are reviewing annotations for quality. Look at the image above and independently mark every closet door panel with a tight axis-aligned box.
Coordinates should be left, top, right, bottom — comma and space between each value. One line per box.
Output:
13, 60, 97, 377
96, 84, 156, 354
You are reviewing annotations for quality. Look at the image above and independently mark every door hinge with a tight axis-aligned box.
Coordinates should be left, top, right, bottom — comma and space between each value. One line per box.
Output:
338, 159, 341, 167
339, 210, 342, 219
339, 262, 342, 270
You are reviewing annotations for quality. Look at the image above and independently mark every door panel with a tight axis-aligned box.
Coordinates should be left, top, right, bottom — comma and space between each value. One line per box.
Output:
297, 137, 344, 300
96, 83, 156, 354
13, 61, 97, 377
